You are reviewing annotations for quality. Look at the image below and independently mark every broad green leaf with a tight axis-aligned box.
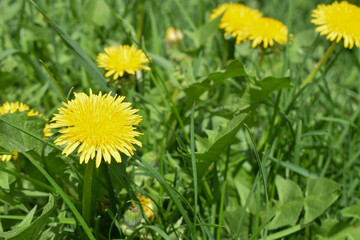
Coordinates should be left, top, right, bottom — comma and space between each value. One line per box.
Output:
184, 60, 247, 101
83, 0, 111, 27
316, 218, 360, 240
0, 194, 56, 240
269, 175, 303, 230
196, 113, 247, 178
30, 1, 110, 91
0, 187, 27, 212
304, 178, 341, 224
0, 112, 46, 154
341, 199, 360, 220
186, 15, 222, 48
243, 76, 292, 103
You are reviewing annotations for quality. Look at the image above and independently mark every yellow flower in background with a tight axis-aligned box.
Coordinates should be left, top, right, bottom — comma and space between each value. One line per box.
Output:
0, 102, 40, 117
49, 90, 142, 168
136, 194, 155, 221
248, 17, 289, 48
97, 45, 151, 80
1, 151, 18, 162
212, 3, 262, 44
311, 1, 360, 49
0, 101, 49, 162
165, 27, 184, 43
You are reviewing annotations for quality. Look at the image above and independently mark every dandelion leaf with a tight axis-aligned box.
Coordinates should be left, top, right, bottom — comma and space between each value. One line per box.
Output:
243, 76, 292, 103
186, 14, 222, 48
196, 113, 247, 178
304, 178, 341, 224
0, 194, 55, 240
341, 199, 360, 220
184, 60, 247, 101
268, 175, 303, 230
0, 112, 46, 154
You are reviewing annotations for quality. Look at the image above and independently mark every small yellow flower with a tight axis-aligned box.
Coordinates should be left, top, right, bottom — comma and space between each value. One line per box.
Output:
211, 3, 262, 44
165, 27, 184, 43
97, 45, 151, 80
1, 151, 18, 162
49, 90, 142, 168
311, 1, 360, 49
136, 194, 155, 221
0, 102, 47, 162
248, 17, 289, 48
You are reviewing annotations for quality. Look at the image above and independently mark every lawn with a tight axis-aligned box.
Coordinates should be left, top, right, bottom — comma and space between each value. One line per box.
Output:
0, 0, 360, 239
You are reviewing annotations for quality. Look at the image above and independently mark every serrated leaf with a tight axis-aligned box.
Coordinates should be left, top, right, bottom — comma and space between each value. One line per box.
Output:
269, 175, 303, 230
196, 113, 247, 178
304, 178, 341, 224
341, 199, 360, 220
0, 194, 56, 240
243, 76, 292, 103
184, 60, 247, 100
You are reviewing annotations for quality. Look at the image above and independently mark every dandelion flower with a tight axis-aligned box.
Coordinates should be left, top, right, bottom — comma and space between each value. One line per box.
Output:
43, 123, 53, 140
97, 45, 151, 80
0, 102, 40, 117
137, 194, 155, 221
0, 102, 44, 162
212, 3, 262, 44
248, 17, 289, 48
1, 151, 18, 162
209, 3, 230, 21
311, 1, 360, 49
49, 90, 142, 168
165, 27, 184, 43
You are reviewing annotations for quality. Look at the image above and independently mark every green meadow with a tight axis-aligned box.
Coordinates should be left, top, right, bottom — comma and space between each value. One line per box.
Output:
0, 0, 360, 239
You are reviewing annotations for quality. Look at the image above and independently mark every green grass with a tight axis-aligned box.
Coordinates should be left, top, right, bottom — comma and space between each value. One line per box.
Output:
0, 0, 360, 239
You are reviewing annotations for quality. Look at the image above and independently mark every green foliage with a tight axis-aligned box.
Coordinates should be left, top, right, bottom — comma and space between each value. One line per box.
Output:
0, 0, 359, 239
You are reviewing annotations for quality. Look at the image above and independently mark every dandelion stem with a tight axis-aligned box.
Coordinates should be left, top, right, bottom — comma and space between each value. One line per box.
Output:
299, 41, 337, 89
82, 159, 94, 225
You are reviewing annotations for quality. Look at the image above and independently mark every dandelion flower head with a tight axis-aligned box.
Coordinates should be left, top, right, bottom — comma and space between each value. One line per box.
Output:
311, 1, 360, 49
49, 90, 142, 168
136, 194, 155, 221
211, 3, 262, 44
97, 45, 151, 80
248, 17, 289, 48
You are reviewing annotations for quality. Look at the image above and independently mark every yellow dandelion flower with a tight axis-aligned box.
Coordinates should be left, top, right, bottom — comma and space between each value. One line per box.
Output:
136, 194, 155, 221
49, 90, 142, 168
97, 45, 151, 80
209, 3, 230, 21
0, 102, 40, 117
311, 1, 360, 49
215, 3, 262, 44
248, 17, 289, 48
1, 151, 18, 162
165, 27, 184, 43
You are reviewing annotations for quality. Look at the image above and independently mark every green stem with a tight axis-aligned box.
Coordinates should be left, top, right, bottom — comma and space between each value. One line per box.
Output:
299, 42, 337, 89
190, 103, 198, 239
82, 159, 95, 225
22, 152, 95, 240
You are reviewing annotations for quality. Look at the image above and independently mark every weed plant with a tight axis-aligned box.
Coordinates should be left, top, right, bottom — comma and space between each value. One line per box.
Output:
0, 0, 360, 239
